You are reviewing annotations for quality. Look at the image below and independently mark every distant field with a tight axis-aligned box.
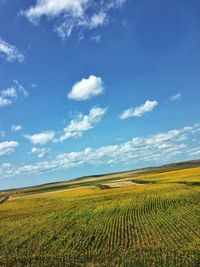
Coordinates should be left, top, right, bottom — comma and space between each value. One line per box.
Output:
0, 162, 200, 266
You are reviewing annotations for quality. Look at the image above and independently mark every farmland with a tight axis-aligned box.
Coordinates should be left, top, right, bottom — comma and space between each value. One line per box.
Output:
0, 161, 200, 266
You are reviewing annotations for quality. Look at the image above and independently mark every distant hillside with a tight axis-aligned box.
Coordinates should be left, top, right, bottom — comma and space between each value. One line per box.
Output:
1, 159, 200, 195
71, 159, 200, 182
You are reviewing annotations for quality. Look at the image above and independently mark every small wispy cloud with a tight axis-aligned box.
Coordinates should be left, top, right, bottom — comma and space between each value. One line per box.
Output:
11, 124, 22, 132
90, 34, 101, 43
0, 97, 12, 107
0, 130, 5, 138
0, 141, 19, 157
30, 83, 38, 88
31, 147, 49, 158
187, 146, 200, 157
13, 80, 29, 98
170, 93, 182, 102
0, 38, 24, 62
119, 100, 158, 120
68, 75, 105, 101
0, 81, 28, 108
24, 131, 55, 145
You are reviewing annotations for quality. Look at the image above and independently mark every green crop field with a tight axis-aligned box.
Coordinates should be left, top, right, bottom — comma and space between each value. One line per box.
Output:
0, 161, 200, 266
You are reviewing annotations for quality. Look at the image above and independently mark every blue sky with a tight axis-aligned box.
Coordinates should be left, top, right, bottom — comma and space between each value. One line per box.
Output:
0, 0, 200, 190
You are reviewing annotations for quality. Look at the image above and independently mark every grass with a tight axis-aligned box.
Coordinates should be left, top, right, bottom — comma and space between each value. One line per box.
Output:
129, 167, 200, 185
0, 163, 200, 266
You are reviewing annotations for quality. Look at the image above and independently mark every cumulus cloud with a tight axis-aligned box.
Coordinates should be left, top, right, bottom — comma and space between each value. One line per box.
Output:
0, 81, 28, 108
31, 147, 49, 158
24, 131, 55, 145
120, 100, 158, 120
59, 106, 107, 141
1, 87, 17, 98
1, 123, 200, 179
11, 125, 22, 132
0, 97, 12, 107
68, 75, 104, 101
0, 131, 5, 137
24, 107, 106, 145
22, 0, 127, 39
170, 93, 182, 102
0, 38, 24, 62
0, 141, 19, 157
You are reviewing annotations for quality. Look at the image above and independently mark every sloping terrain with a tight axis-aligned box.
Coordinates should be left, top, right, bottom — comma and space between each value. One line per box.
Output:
0, 161, 200, 266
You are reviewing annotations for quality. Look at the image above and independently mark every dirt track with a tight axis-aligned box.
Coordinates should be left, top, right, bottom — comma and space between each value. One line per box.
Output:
0, 196, 9, 204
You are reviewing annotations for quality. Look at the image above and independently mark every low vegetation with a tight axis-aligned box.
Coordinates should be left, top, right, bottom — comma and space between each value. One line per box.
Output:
0, 161, 200, 266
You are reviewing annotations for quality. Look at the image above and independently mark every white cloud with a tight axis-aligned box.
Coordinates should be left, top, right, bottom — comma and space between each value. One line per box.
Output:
187, 147, 200, 156
31, 147, 49, 158
30, 83, 38, 88
13, 80, 29, 98
23, 0, 86, 22
1, 163, 13, 169
90, 34, 101, 43
0, 97, 12, 107
0, 141, 19, 156
1, 87, 17, 98
79, 11, 107, 29
24, 131, 55, 145
0, 131, 5, 137
170, 93, 182, 102
90, 12, 107, 28
22, 0, 127, 39
120, 100, 158, 120
0, 38, 24, 62
24, 107, 106, 145
11, 125, 22, 132
0, 163, 14, 177
59, 106, 107, 141
68, 75, 105, 101
1, 123, 200, 179
0, 81, 28, 108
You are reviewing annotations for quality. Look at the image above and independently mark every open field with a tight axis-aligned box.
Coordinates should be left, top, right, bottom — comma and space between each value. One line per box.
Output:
0, 160, 200, 266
